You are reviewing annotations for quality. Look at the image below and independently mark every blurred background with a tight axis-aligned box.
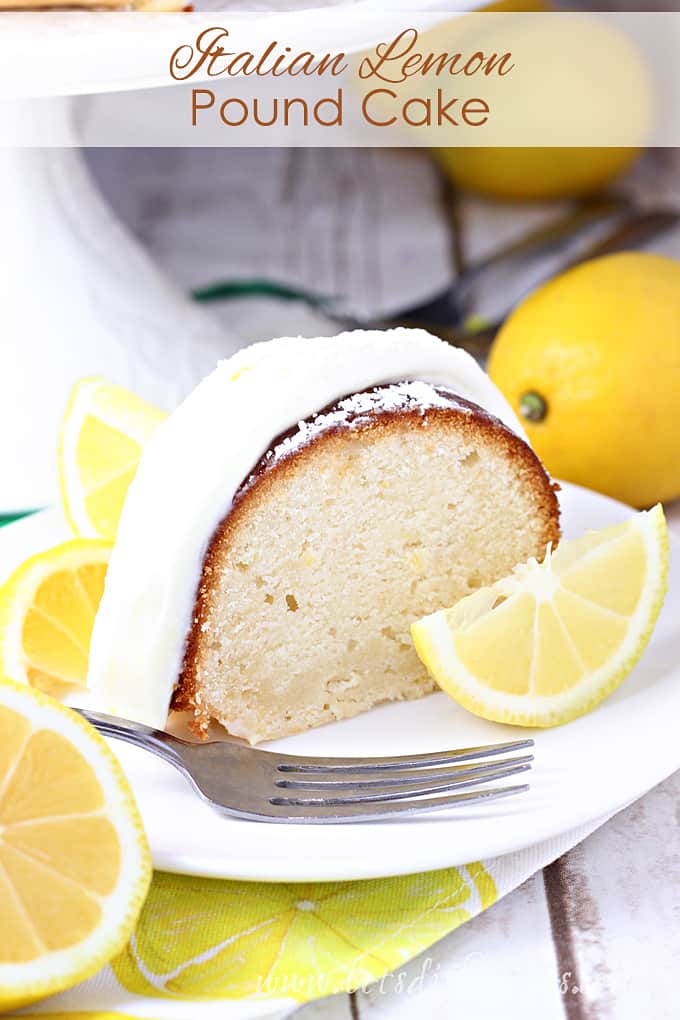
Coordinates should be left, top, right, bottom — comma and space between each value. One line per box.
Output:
83, 141, 680, 512
4, 0, 680, 517
85, 145, 680, 340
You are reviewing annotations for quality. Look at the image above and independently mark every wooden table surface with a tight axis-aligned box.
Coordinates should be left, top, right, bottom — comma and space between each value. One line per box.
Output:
85, 146, 680, 1020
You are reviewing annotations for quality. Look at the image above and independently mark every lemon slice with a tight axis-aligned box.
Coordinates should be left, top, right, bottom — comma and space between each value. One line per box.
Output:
0, 678, 150, 1011
0, 540, 111, 697
411, 505, 668, 727
59, 377, 166, 541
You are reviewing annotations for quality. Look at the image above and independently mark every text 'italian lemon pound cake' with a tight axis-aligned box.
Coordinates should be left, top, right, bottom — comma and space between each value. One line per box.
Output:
88, 330, 560, 743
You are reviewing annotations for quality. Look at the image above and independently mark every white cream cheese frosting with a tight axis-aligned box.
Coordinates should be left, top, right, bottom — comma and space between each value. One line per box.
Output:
87, 329, 526, 728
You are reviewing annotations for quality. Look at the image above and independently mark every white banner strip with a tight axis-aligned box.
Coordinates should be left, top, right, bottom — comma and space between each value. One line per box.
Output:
0, 10, 677, 147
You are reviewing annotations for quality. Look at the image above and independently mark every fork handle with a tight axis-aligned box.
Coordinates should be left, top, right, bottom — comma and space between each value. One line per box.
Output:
76, 707, 184, 767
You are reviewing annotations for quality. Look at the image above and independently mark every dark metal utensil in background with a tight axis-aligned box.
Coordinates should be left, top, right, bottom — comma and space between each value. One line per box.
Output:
191, 197, 680, 361
391, 194, 629, 332
381, 207, 680, 360
195, 195, 627, 322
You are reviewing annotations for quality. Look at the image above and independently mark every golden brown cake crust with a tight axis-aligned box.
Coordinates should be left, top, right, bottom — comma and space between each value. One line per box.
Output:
172, 386, 560, 737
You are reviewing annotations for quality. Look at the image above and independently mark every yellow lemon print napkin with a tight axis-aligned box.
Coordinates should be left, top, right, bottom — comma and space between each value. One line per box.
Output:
15, 813, 611, 1019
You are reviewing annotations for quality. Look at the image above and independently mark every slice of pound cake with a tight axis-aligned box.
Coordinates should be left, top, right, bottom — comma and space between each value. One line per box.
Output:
88, 330, 560, 743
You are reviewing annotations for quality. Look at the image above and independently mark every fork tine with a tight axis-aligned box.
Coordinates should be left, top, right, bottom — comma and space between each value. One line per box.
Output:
264, 783, 529, 821
76, 708, 534, 824
274, 738, 534, 774
274, 754, 533, 790
270, 761, 531, 806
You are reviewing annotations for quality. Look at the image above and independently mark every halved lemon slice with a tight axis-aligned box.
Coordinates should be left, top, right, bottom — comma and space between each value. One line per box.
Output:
412, 505, 668, 727
0, 540, 111, 698
59, 377, 166, 541
0, 678, 150, 1011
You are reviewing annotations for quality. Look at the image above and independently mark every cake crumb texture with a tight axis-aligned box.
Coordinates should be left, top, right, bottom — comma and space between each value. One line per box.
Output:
174, 402, 560, 743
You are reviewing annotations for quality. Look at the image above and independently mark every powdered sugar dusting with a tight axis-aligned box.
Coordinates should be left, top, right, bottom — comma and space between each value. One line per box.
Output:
236, 380, 493, 497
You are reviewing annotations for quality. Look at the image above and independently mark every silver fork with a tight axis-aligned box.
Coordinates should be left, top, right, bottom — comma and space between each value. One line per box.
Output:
79, 709, 533, 824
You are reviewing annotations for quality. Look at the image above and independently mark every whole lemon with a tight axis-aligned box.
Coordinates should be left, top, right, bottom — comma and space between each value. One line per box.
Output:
488, 252, 680, 508
432, 5, 647, 200
434, 147, 640, 202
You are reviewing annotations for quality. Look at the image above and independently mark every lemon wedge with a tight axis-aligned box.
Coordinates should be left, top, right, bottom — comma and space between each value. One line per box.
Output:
0, 540, 111, 697
412, 506, 668, 727
59, 377, 166, 541
0, 678, 150, 1011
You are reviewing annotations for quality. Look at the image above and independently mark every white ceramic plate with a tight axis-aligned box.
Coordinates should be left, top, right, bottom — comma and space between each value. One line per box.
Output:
1, 483, 679, 882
